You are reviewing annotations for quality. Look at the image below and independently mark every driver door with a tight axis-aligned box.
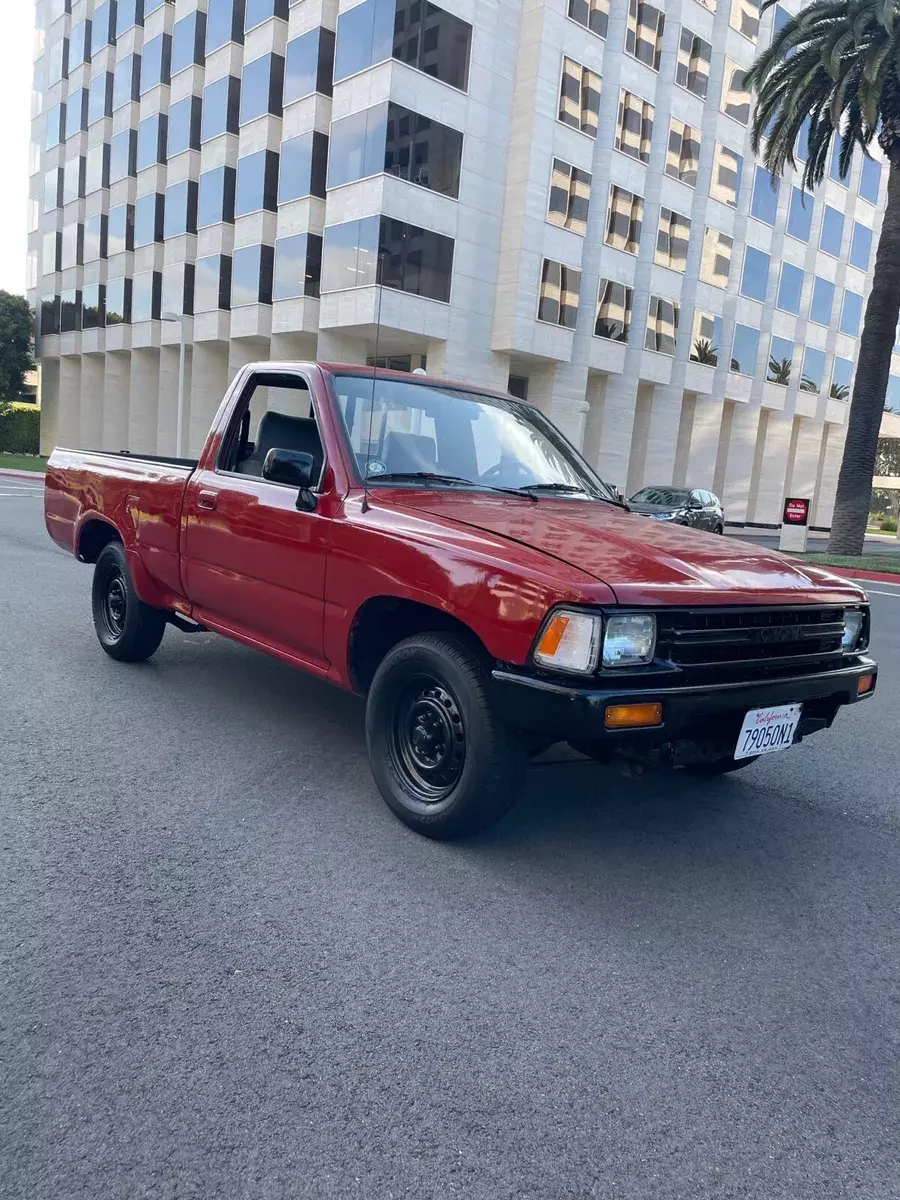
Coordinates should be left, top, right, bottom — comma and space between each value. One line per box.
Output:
181, 370, 332, 670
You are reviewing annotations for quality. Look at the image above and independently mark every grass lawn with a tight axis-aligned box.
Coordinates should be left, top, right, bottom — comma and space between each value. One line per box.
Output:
0, 454, 47, 473
796, 553, 900, 575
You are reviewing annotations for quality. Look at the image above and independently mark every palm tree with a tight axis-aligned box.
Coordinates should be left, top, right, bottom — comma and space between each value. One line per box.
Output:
767, 355, 793, 385
831, 382, 851, 400
691, 338, 718, 364
801, 375, 821, 392
746, 0, 900, 554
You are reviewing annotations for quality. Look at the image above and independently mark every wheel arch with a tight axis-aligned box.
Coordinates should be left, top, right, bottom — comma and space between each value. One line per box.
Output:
77, 516, 123, 563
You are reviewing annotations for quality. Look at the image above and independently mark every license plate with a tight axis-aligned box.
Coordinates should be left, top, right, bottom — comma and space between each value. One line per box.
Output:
734, 704, 802, 760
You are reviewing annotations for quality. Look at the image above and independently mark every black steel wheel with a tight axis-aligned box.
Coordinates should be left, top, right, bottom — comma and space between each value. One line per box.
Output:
91, 541, 166, 662
366, 632, 525, 839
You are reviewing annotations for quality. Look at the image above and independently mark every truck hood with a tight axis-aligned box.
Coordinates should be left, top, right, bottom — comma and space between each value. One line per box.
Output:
390, 492, 866, 606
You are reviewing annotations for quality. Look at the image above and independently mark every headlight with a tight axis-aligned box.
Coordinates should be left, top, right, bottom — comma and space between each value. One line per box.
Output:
602, 614, 657, 668
533, 609, 601, 674
842, 609, 864, 652
651, 511, 679, 520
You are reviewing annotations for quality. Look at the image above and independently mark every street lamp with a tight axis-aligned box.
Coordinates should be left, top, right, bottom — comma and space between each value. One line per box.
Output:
161, 311, 187, 459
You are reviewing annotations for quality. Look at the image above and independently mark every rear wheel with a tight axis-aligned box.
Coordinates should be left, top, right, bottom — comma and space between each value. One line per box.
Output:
366, 633, 525, 839
92, 541, 166, 662
682, 755, 758, 776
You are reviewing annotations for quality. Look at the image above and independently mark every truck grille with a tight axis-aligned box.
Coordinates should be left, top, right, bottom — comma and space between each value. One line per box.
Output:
656, 606, 848, 686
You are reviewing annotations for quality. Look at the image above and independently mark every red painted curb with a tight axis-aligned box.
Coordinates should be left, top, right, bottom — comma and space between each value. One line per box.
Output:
822, 566, 900, 585
0, 469, 45, 481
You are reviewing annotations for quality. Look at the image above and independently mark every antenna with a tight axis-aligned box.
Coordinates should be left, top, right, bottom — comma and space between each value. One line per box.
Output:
361, 250, 386, 515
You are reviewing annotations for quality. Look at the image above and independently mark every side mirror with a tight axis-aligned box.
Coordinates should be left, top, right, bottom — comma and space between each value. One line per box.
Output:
263, 448, 317, 510
688, 495, 703, 509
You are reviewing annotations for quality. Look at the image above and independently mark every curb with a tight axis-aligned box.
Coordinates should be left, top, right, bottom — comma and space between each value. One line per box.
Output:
819, 566, 900, 586
0, 468, 45, 481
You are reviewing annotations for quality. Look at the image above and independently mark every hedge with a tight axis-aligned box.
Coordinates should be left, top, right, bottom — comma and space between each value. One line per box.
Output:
0, 405, 40, 455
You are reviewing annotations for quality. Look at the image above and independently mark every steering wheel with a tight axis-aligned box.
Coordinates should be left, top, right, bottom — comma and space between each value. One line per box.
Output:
480, 460, 536, 484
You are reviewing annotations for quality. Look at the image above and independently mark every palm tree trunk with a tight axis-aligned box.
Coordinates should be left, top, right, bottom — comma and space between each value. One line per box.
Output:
828, 156, 900, 554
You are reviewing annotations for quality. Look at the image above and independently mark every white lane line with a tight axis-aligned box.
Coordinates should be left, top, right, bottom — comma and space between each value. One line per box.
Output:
867, 588, 900, 597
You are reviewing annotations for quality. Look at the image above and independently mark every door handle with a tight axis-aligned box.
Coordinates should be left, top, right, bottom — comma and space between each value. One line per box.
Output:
197, 489, 218, 512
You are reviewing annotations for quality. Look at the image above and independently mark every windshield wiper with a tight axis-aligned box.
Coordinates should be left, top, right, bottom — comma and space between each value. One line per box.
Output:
366, 471, 537, 501
515, 482, 630, 509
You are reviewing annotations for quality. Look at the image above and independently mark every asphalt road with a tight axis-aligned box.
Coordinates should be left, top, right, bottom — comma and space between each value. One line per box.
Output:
3, 477, 900, 1200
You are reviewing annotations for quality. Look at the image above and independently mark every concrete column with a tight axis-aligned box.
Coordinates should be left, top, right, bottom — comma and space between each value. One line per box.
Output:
315, 330, 367, 365
811, 423, 847, 529
79, 354, 105, 450
720, 403, 761, 524
684, 397, 725, 492
747, 411, 794, 525
188, 342, 229, 456
784, 418, 822, 504
595, 374, 640, 500
548, 362, 590, 450
641, 384, 687, 487
157, 344, 192, 457
523, 365, 556, 417
228, 337, 269, 385
39, 360, 61, 456
128, 349, 161, 456
58, 357, 82, 449
425, 340, 509, 392
270, 332, 317, 363
102, 352, 131, 453
581, 373, 605, 475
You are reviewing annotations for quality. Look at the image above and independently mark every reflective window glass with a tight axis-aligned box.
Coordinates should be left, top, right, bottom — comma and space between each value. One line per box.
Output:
65, 89, 88, 139
117, 0, 145, 37
172, 12, 206, 75
168, 95, 202, 156
134, 191, 164, 246
665, 118, 700, 186
860, 157, 882, 204
201, 75, 240, 140
327, 105, 389, 189
279, 131, 328, 202
801, 346, 826, 393
197, 165, 236, 227
750, 166, 778, 224
109, 129, 137, 183
615, 90, 654, 163
108, 204, 135, 255
558, 57, 602, 137
605, 185, 643, 254
106, 276, 133, 325
385, 103, 463, 197
194, 253, 232, 313
113, 54, 140, 110
207, 0, 246, 53
333, 0, 394, 82
839, 290, 863, 336
273, 232, 322, 299
809, 276, 835, 326
625, 0, 665, 70
235, 149, 278, 215
321, 216, 380, 292
245, 0, 289, 30
645, 295, 678, 354
740, 246, 769, 301
690, 311, 723, 364
284, 28, 335, 102
568, 0, 609, 38
240, 53, 284, 123
595, 279, 632, 341
675, 29, 711, 98
767, 335, 793, 385
710, 143, 743, 207
721, 60, 750, 123
548, 159, 592, 237
820, 205, 844, 256
776, 262, 803, 314
91, 2, 115, 55
849, 222, 873, 271
82, 283, 106, 330
731, 324, 760, 375
84, 213, 108, 262
655, 208, 690, 272
46, 102, 65, 150
132, 270, 162, 322
538, 259, 581, 328
141, 34, 171, 94
137, 113, 167, 170
392, 0, 472, 91
88, 71, 113, 124
786, 188, 813, 241
699, 228, 732, 287
831, 356, 853, 398
69, 19, 90, 69
232, 243, 274, 306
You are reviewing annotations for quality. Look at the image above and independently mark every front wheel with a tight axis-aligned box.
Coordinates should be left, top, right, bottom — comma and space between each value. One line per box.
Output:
365, 633, 525, 839
92, 541, 166, 662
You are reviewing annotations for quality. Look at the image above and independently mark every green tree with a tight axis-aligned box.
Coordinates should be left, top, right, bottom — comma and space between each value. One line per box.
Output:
746, 0, 900, 554
0, 291, 34, 406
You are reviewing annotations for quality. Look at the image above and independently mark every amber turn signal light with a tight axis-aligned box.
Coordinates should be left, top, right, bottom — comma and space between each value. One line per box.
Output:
857, 673, 875, 695
605, 702, 663, 730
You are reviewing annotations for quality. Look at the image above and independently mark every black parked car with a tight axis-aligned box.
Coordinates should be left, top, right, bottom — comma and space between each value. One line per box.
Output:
628, 487, 725, 533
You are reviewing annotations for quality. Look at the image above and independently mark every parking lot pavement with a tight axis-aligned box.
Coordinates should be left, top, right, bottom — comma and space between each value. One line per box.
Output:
3, 493, 900, 1200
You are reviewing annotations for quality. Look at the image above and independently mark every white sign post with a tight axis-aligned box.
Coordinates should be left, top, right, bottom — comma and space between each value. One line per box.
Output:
779, 497, 810, 553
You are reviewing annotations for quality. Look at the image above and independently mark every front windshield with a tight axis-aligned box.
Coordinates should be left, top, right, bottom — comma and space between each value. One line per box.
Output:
331, 375, 617, 501
630, 487, 691, 506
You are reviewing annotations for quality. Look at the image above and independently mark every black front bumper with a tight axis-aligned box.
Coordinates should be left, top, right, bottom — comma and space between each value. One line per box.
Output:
493, 657, 877, 758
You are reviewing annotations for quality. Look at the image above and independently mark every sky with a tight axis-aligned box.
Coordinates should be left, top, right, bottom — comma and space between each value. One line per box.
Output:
0, 3, 36, 296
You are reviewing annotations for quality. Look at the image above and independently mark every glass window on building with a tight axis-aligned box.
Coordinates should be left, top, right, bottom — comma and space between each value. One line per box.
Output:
831, 356, 853, 399
62, 154, 85, 204
328, 106, 388, 188
60, 223, 84, 270
595, 279, 632, 342
43, 167, 62, 213
273, 232, 323, 300
60, 290, 82, 334
721, 61, 751, 123
690, 311, 723, 365
145, 0, 171, 17
384, 104, 463, 197
699, 228, 733, 286
162, 263, 195, 317
284, 28, 335, 103
731, 324, 760, 375
40, 295, 61, 337
88, 71, 113, 125
69, 19, 90, 70
730, 0, 760, 40
840, 289, 863, 336
849, 221, 873, 271
333, 0, 394, 82
605, 185, 643, 254
740, 246, 769, 301
767, 334, 794, 385
548, 159, 592, 237
108, 204, 136, 255
132, 270, 163, 323
828, 139, 848, 186
113, 54, 141, 111
48, 37, 69, 87
240, 53, 285, 123
84, 213, 108, 262
321, 216, 380, 292
860, 156, 882, 204
776, 262, 803, 314
801, 346, 826, 393
168, 95, 202, 156
137, 113, 167, 171
887, 376, 900, 409
134, 192, 164, 247
675, 30, 711, 98
710, 143, 743, 207
109, 129, 137, 183
558, 57, 602, 138
645, 295, 678, 354
141, 34, 172, 94
665, 119, 700, 186
625, 0, 665, 70
172, 11, 207, 75
42, 231, 61, 276
201, 76, 240, 141
392, 1, 473, 92
82, 284, 106, 330
232, 243, 275, 306
655, 207, 690, 272
773, 4, 791, 32
117, 0, 145, 38
106, 277, 133, 326
278, 131, 328, 203
164, 180, 198, 238
235, 149, 279, 215
91, 2, 116, 55
809, 276, 835, 325
245, 0, 289, 32
538, 259, 581, 328
750, 166, 779, 224
65, 90, 88, 140
381, 217, 455, 302
615, 90, 654, 162
786, 187, 813, 241
194, 254, 232, 313
46, 102, 65, 151
568, 0, 609, 38
207, 0, 246, 54
820, 205, 844, 256
197, 165, 236, 227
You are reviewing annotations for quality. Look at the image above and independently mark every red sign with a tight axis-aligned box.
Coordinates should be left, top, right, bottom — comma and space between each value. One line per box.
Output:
783, 497, 810, 526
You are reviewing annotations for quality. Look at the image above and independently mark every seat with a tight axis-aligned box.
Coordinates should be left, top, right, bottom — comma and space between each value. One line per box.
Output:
381, 432, 437, 475
237, 410, 324, 482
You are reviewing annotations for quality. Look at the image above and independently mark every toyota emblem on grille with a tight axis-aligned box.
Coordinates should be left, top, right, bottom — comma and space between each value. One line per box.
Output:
754, 626, 794, 644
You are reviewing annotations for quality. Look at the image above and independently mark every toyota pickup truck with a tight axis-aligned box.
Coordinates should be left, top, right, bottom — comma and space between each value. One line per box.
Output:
45, 362, 877, 839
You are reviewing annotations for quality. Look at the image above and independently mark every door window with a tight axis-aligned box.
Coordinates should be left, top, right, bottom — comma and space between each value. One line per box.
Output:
218, 373, 325, 486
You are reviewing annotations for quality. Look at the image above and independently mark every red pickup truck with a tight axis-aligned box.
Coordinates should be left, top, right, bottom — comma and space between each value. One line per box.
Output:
46, 362, 877, 838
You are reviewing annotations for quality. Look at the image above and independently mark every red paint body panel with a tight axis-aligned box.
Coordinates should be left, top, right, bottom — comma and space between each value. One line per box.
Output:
44, 361, 870, 694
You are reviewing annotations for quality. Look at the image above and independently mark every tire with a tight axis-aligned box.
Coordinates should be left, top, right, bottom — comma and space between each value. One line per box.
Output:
682, 755, 758, 776
92, 541, 166, 662
714, 524, 725, 535
365, 632, 526, 839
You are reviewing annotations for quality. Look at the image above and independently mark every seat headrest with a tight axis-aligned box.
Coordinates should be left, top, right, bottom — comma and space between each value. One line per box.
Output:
382, 432, 437, 475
